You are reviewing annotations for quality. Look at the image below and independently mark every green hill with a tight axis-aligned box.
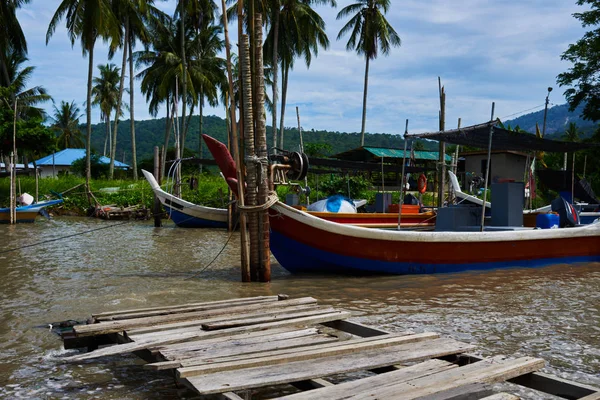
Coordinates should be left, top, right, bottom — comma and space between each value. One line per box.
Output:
88, 102, 599, 166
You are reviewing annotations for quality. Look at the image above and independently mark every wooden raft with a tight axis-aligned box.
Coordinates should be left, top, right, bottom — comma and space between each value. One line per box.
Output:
60, 295, 600, 400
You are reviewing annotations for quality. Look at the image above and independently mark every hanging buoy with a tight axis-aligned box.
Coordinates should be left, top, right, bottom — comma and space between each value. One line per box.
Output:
417, 174, 428, 194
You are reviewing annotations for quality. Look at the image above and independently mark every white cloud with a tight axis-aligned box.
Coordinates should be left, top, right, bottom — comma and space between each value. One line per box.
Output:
16, 0, 589, 136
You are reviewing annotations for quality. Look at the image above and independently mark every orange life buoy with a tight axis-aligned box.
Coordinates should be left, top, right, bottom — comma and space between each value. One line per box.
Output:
417, 174, 427, 194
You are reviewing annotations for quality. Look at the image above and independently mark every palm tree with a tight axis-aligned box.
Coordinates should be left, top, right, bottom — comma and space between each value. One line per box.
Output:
92, 63, 121, 162
51, 100, 85, 149
109, 0, 162, 179
337, 0, 401, 146
264, 0, 333, 150
1, 48, 51, 119
0, 0, 31, 87
193, 23, 226, 159
47, 0, 120, 186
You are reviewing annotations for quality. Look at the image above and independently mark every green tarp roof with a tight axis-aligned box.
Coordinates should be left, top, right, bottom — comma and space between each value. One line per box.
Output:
332, 146, 451, 162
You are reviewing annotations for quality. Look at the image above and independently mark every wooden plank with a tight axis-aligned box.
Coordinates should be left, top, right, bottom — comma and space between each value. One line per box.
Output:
579, 393, 600, 400
184, 338, 474, 395
146, 334, 339, 370
63, 311, 351, 361
177, 332, 440, 378
413, 383, 493, 400
480, 394, 520, 400
347, 356, 544, 400
279, 359, 457, 400
199, 307, 339, 331
124, 305, 328, 342
92, 295, 279, 319
127, 306, 321, 336
74, 297, 319, 337
94, 296, 281, 321
457, 353, 600, 399
154, 327, 322, 357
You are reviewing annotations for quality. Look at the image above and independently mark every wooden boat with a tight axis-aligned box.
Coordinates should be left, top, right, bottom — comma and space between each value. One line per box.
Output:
0, 199, 63, 223
448, 171, 600, 226
142, 169, 228, 228
268, 201, 600, 275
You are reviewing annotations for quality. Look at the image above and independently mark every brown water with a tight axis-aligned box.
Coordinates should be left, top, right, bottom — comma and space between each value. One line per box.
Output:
0, 217, 599, 399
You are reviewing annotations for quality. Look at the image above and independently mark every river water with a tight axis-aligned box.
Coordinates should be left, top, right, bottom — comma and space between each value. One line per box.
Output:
0, 217, 598, 399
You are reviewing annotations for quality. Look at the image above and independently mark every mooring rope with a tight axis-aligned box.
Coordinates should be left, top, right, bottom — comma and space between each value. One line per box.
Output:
237, 191, 279, 213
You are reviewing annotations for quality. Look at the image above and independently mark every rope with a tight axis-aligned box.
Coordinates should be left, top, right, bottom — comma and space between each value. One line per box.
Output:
185, 220, 239, 279
237, 192, 279, 213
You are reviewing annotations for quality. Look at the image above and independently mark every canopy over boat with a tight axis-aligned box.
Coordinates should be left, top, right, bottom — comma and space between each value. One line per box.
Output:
409, 120, 597, 152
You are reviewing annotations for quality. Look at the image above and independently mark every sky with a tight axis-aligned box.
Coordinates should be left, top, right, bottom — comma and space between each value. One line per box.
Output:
16, 0, 589, 136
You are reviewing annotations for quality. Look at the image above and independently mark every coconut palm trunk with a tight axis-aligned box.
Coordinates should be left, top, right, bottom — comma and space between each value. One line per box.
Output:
110, 19, 129, 179
128, 35, 137, 179
179, 0, 187, 157
271, 1, 280, 151
86, 43, 95, 190
254, 13, 270, 282
360, 56, 370, 146
240, 33, 259, 280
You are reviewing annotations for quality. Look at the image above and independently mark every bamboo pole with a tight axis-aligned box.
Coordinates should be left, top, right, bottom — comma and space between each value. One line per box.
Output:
153, 146, 162, 227
571, 153, 575, 206
296, 106, 309, 205
221, 0, 250, 282
397, 119, 409, 230
11, 98, 18, 223
254, 13, 271, 282
437, 77, 446, 208
480, 102, 495, 232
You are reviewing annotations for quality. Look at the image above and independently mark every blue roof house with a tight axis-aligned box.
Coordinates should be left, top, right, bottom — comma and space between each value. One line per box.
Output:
35, 149, 130, 178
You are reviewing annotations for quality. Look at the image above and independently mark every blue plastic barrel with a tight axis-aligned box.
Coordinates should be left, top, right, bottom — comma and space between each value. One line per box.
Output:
536, 213, 560, 229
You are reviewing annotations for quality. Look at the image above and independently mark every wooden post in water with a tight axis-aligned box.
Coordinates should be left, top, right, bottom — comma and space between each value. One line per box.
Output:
254, 13, 271, 282
153, 146, 162, 227
437, 77, 446, 208
221, 0, 250, 282
480, 102, 495, 232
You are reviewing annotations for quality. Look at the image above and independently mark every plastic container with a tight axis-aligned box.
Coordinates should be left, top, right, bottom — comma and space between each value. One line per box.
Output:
536, 213, 560, 229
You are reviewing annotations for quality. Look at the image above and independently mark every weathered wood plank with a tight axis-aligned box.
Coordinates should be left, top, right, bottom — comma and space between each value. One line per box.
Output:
155, 327, 322, 357
75, 297, 319, 337
146, 334, 339, 370
124, 305, 329, 342
279, 359, 457, 400
177, 332, 440, 378
480, 394, 520, 400
578, 392, 600, 400
127, 307, 320, 337
348, 356, 544, 400
198, 307, 338, 331
63, 311, 351, 361
217, 392, 244, 400
184, 338, 474, 394
413, 383, 493, 400
93, 295, 280, 321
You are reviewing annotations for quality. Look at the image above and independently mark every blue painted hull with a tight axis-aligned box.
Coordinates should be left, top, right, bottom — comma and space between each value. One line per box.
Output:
165, 207, 228, 228
270, 230, 600, 275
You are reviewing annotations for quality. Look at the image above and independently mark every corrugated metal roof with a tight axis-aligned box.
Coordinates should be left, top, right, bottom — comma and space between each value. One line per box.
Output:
363, 147, 452, 161
35, 149, 130, 168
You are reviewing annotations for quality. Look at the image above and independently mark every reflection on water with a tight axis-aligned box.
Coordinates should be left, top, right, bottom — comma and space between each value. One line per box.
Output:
0, 218, 598, 399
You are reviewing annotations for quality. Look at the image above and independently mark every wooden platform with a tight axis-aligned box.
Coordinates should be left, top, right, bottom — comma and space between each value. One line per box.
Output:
59, 295, 600, 399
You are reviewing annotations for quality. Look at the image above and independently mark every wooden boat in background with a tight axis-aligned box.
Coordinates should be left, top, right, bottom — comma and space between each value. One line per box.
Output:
0, 199, 63, 223
268, 201, 600, 275
142, 169, 228, 228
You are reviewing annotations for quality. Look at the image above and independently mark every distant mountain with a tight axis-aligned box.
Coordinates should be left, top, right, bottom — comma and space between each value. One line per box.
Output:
503, 103, 598, 139
86, 103, 599, 166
